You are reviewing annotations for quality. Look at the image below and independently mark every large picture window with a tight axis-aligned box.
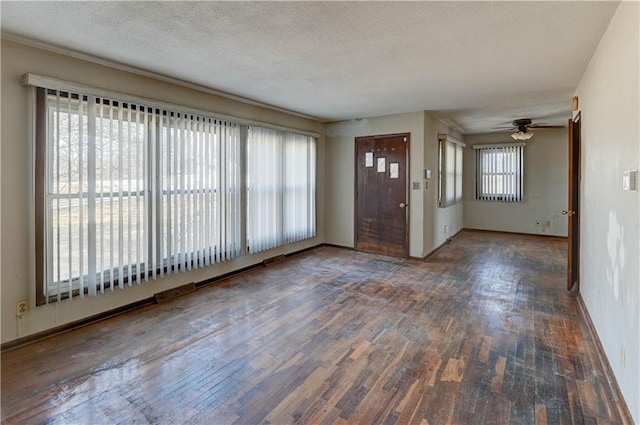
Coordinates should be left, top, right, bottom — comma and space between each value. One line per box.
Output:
33, 79, 316, 305
474, 143, 524, 202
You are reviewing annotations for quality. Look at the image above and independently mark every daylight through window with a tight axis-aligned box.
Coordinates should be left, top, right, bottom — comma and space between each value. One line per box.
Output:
34, 84, 316, 305
438, 135, 465, 208
474, 143, 524, 202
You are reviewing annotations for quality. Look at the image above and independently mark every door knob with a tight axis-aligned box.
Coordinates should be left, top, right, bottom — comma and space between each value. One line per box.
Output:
399, 202, 407, 208
562, 210, 576, 216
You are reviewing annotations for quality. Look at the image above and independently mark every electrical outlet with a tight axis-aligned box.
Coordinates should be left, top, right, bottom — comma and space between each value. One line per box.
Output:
444, 224, 449, 234
546, 221, 552, 228
16, 300, 28, 316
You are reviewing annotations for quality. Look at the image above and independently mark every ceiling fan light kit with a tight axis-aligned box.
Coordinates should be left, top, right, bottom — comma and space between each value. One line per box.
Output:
511, 130, 534, 141
492, 118, 565, 141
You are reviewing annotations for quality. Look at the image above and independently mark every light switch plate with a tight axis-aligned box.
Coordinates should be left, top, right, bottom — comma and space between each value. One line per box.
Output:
623, 170, 637, 191
412, 182, 421, 190
425, 169, 432, 179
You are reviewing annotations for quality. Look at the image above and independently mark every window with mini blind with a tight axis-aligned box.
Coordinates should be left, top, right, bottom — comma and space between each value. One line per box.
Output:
474, 143, 524, 202
31, 75, 316, 305
438, 134, 465, 207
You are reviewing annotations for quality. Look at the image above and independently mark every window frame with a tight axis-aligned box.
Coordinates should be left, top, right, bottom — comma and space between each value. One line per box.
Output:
30, 75, 318, 306
246, 127, 317, 254
474, 143, 525, 202
438, 134, 465, 208
35, 90, 172, 303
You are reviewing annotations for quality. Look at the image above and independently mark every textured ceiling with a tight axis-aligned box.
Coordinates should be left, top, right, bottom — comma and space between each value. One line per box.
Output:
1, 1, 619, 134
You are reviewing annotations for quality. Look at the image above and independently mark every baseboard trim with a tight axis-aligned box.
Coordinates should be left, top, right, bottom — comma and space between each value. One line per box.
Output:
576, 294, 635, 424
1, 243, 324, 353
463, 227, 568, 239
410, 229, 464, 261
0, 297, 155, 352
321, 243, 355, 251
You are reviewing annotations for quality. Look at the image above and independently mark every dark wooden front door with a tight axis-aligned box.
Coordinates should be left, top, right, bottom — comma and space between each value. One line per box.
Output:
566, 112, 581, 290
355, 133, 409, 257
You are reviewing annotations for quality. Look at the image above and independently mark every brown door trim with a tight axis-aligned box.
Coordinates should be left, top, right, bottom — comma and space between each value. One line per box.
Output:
354, 133, 410, 257
567, 112, 581, 290
35, 87, 47, 306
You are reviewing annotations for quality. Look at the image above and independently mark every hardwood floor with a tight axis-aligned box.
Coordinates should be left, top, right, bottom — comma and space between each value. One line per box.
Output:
1, 231, 627, 424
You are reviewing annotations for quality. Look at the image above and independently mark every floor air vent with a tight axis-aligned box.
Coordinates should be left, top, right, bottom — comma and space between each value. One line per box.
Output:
263, 254, 286, 266
154, 283, 196, 304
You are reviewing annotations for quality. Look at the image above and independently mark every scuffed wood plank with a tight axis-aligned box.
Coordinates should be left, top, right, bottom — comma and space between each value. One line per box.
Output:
479, 336, 493, 362
484, 395, 511, 424
492, 356, 507, 393
536, 403, 548, 425
349, 340, 371, 360
396, 380, 420, 413
441, 357, 465, 383
0, 232, 628, 425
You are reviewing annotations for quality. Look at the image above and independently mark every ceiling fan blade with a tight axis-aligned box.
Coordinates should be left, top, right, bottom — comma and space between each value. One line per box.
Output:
529, 124, 566, 129
491, 126, 516, 130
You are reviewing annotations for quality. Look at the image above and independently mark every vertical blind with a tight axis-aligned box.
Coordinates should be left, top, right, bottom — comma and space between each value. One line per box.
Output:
44, 91, 152, 299
474, 143, 524, 202
37, 86, 314, 304
159, 113, 242, 274
445, 141, 456, 205
438, 135, 465, 208
455, 143, 463, 203
247, 126, 316, 253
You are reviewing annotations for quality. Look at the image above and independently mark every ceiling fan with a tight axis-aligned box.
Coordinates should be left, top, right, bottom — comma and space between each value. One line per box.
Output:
492, 118, 565, 140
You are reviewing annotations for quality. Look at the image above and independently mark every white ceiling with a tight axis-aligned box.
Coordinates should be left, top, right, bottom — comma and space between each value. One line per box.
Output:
1, 1, 619, 134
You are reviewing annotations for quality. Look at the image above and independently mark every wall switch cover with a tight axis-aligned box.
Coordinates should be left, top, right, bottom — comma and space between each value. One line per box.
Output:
425, 169, 432, 179
623, 170, 637, 191
412, 182, 421, 190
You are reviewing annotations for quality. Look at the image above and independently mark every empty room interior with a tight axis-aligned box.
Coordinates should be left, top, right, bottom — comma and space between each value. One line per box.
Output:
1, 2, 639, 424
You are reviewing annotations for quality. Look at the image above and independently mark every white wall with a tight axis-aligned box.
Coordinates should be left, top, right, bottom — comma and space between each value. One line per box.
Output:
463, 129, 569, 237
0, 40, 326, 344
574, 2, 640, 422
325, 111, 463, 258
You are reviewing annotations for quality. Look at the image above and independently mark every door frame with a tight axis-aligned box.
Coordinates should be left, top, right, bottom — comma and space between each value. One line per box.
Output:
354, 133, 410, 257
567, 111, 581, 290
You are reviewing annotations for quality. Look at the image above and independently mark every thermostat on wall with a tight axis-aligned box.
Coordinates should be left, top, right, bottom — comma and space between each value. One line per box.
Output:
623, 170, 637, 191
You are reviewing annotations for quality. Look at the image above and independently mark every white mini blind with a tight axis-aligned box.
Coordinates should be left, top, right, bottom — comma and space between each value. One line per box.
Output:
474, 143, 524, 202
247, 126, 316, 254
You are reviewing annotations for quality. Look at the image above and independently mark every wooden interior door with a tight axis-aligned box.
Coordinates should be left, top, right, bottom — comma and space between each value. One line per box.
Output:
565, 112, 581, 290
355, 134, 409, 257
